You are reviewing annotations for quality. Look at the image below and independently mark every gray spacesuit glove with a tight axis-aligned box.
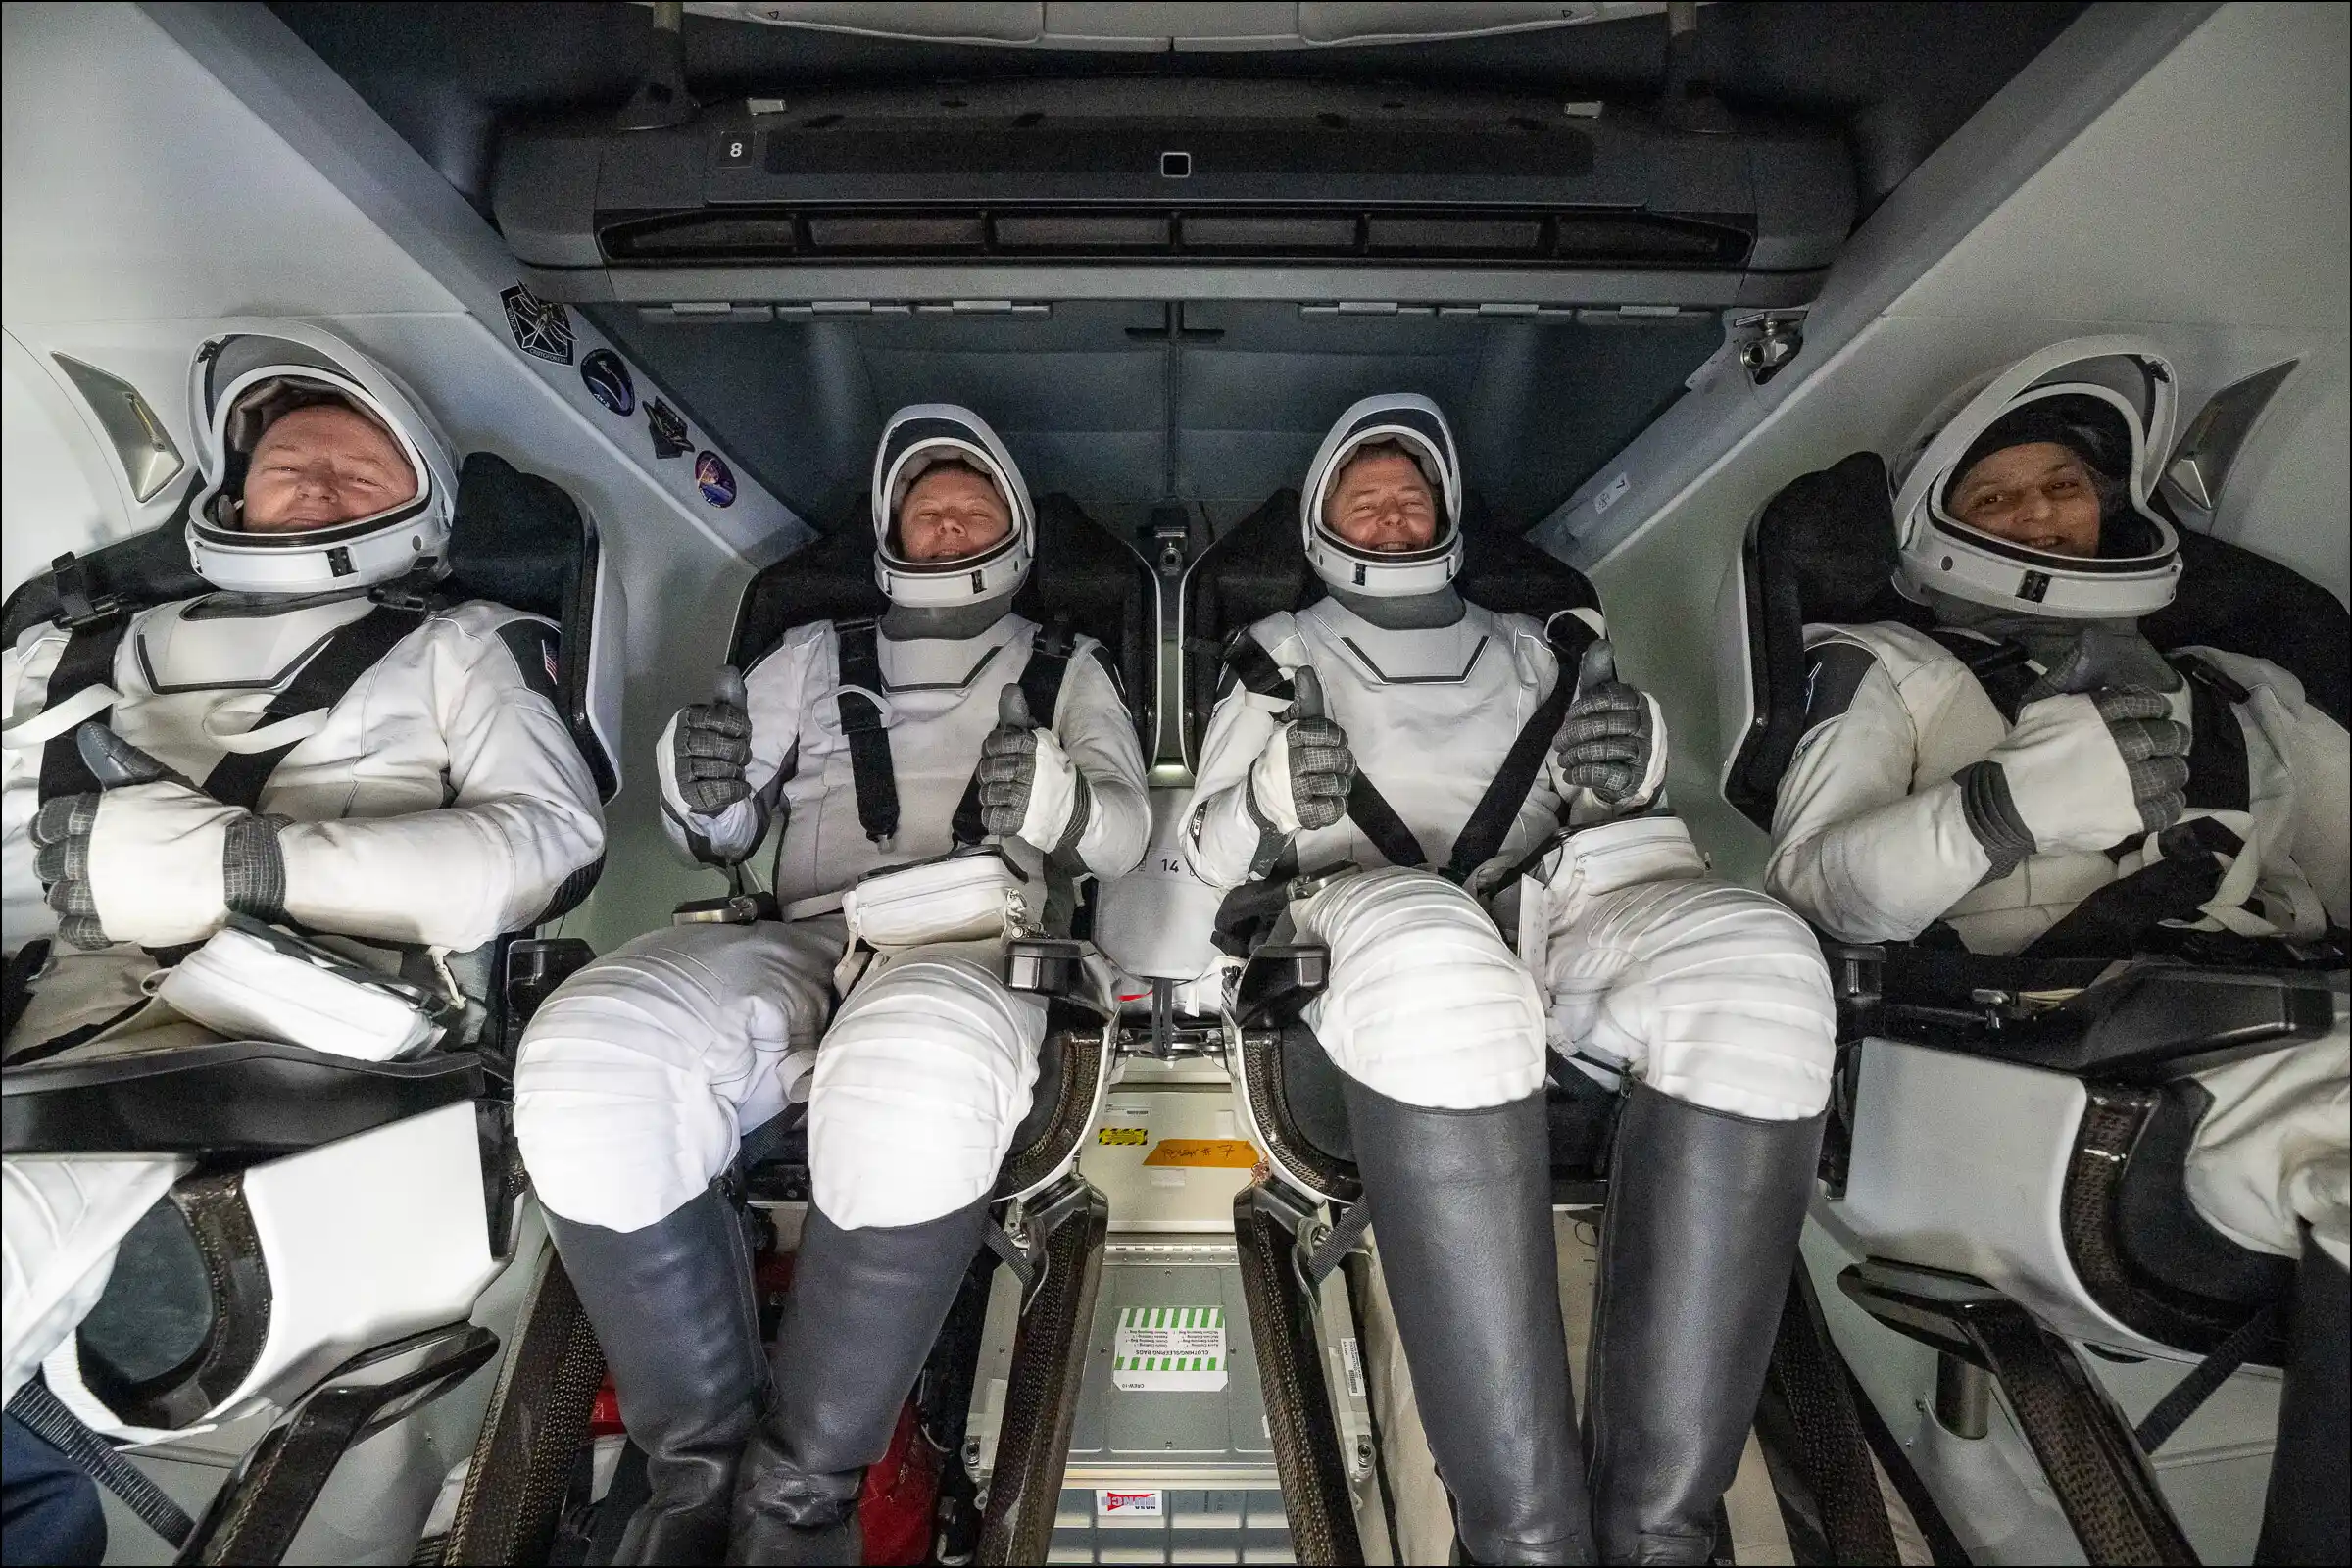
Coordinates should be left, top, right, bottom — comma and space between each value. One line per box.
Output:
672, 665, 755, 815
29, 727, 285, 949
979, 685, 1093, 853
1552, 639, 1666, 810
1246, 667, 1353, 835
1956, 686, 2189, 878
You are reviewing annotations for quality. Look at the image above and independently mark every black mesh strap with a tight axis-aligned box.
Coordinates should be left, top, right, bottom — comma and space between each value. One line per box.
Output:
834, 617, 900, 846
201, 605, 429, 811
2019, 816, 2244, 963
1442, 613, 1598, 884
952, 623, 1078, 847
35, 616, 132, 805
6, 1376, 194, 1548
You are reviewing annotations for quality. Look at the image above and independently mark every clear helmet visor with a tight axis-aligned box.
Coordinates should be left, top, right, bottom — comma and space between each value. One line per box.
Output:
1300, 394, 1466, 598
183, 322, 457, 593
1893, 338, 2181, 618
867, 404, 1034, 608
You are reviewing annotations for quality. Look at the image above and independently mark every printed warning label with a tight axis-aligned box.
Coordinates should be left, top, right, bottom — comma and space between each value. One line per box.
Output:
1112, 1306, 1228, 1392
1141, 1138, 1259, 1167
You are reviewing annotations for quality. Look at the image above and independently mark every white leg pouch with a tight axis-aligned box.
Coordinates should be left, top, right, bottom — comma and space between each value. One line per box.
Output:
152, 916, 453, 1062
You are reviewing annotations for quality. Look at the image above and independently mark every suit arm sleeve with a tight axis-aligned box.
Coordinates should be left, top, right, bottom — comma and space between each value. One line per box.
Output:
1052, 648, 1151, 878
1764, 657, 1992, 944
276, 617, 608, 949
1182, 677, 1285, 891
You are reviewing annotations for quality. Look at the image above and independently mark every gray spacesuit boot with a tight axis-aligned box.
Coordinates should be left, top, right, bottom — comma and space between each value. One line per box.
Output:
726, 1197, 992, 1566
1585, 1085, 1824, 1565
546, 1183, 765, 1566
1343, 1078, 1596, 1565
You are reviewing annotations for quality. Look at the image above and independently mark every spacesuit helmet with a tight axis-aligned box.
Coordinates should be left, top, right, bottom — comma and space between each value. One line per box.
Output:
870, 404, 1035, 609
1300, 393, 1466, 599
1892, 336, 2180, 620
185, 321, 458, 596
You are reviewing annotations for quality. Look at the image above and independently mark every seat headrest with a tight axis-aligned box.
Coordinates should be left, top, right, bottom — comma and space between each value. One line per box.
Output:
443, 453, 586, 623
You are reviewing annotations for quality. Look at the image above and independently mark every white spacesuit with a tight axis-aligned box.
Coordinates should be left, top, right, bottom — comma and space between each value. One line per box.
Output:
513, 405, 1149, 1565
1185, 395, 1837, 1566
1, 324, 606, 1530
1763, 339, 2348, 1564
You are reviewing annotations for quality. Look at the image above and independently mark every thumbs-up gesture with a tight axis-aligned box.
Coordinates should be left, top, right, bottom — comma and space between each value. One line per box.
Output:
31, 724, 260, 949
1247, 665, 1355, 835
980, 682, 1091, 851
673, 664, 755, 816
1552, 639, 1668, 810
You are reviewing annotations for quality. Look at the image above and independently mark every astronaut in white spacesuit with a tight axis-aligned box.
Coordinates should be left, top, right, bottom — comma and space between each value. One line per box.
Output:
514, 405, 1149, 1565
1, 323, 607, 1559
1184, 395, 1838, 1566
1764, 340, 2347, 1564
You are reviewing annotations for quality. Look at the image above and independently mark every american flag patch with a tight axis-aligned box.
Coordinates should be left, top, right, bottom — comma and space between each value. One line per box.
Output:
543, 640, 561, 687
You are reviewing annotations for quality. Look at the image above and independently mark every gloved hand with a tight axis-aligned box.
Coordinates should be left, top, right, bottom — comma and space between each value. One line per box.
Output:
672, 665, 754, 815
1957, 633, 2189, 874
1247, 666, 1353, 834
30, 725, 279, 950
1552, 639, 1669, 811
978, 684, 1091, 852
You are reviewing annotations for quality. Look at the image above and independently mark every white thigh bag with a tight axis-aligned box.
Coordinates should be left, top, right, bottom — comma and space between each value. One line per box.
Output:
151, 916, 452, 1061
838, 846, 1038, 953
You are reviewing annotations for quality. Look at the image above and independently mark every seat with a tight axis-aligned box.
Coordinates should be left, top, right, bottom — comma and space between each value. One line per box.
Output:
1182, 488, 1619, 1203
721, 494, 1153, 1206
1711, 452, 2349, 1358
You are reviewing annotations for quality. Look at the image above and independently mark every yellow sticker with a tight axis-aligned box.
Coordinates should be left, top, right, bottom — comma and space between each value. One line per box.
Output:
1143, 1139, 1260, 1168
1097, 1126, 1149, 1146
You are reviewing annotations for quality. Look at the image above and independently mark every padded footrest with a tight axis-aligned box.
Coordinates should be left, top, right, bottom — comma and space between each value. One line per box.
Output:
2, 1039, 483, 1157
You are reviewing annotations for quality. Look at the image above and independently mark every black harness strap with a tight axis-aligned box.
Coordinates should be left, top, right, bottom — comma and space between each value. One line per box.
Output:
1344, 773, 1429, 871
834, 617, 899, 846
201, 605, 431, 811
35, 617, 132, 804
2020, 816, 2244, 963
951, 624, 1081, 847
2177, 655, 2253, 812
1441, 613, 1598, 884
1928, 628, 2038, 723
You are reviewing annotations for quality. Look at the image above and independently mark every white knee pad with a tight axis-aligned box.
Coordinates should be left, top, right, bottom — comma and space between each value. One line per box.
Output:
808, 950, 1048, 1230
1297, 868, 1546, 1109
514, 921, 838, 1234
2186, 1031, 2350, 1267
1546, 878, 1835, 1122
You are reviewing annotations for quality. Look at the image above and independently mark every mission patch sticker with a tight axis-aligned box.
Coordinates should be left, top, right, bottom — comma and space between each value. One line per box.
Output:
1112, 1305, 1227, 1393
501, 284, 575, 365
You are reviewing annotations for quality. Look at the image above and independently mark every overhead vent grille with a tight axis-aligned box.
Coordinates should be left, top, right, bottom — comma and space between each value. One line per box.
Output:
597, 208, 1753, 268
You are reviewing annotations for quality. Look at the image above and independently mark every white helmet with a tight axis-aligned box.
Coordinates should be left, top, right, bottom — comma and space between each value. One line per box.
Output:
1300, 393, 1464, 599
185, 321, 457, 595
869, 404, 1034, 608
1893, 336, 2181, 620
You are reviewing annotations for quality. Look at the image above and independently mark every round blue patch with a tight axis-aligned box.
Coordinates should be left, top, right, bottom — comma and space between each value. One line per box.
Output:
695, 451, 737, 508
581, 349, 634, 416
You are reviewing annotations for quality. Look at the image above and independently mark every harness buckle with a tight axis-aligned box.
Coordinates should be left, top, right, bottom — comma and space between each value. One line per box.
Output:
50, 553, 121, 631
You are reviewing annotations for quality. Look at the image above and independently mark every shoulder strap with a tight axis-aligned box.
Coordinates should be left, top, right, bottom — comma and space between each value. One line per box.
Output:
833, 617, 899, 848
952, 623, 1079, 846
1442, 612, 1600, 884
36, 616, 133, 803
2175, 655, 2253, 813
201, 604, 431, 810
1220, 630, 1427, 868
1926, 627, 2037, 724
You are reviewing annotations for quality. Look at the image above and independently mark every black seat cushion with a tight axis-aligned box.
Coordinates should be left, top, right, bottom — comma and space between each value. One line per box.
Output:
2, 1041, 483, 1158
2117, 1078, 2297, 1311
729, 495, 1152, 737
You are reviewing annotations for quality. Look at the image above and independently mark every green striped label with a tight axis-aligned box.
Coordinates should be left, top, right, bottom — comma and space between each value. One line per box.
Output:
1111, 1305, 1229, 1392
